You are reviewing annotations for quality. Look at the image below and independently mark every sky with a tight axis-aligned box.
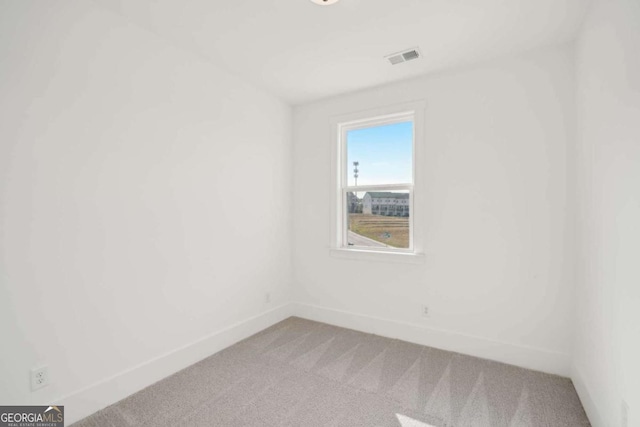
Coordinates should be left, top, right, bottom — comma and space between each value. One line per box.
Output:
346, 121, 413, 187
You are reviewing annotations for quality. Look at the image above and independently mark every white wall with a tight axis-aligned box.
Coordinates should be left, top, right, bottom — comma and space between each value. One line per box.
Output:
293, 45, 576, 375
0, 1, 293, 422
572, 0, 640, 425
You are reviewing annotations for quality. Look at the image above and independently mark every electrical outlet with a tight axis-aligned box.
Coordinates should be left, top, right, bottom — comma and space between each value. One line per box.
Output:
31, 366, 48, 391
622, 400, 629, 427
421, 305, 430, 318
265, 292, 271, 304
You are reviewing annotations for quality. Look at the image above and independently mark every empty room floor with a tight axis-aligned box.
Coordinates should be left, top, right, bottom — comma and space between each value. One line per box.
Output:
72, 317, 590, 426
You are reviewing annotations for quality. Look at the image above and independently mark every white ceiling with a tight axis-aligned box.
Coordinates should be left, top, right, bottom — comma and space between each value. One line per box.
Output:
93, 0, 591, 105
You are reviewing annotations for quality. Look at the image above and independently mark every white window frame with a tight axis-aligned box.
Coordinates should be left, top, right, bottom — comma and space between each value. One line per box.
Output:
330, 101, 426, 264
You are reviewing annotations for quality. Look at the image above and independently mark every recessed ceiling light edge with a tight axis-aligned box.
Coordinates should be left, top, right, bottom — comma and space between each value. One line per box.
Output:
310, 0, 340, 6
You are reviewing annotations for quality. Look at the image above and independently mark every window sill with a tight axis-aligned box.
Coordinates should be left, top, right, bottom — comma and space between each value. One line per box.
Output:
330, 248, 426, 264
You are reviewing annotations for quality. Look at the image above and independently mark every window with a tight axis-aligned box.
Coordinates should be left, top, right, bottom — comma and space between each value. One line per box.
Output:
330, 102, 425, 263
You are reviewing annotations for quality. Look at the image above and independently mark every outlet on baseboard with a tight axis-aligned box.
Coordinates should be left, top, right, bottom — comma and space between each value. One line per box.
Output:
31, 366, 49, 391
621, 400, 629, 427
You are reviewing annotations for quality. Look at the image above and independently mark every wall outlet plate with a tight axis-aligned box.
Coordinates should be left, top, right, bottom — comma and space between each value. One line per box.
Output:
265, 292, 271, 304
31, 366, 49, 391
622, 400, 629, 427
421, 305, 430, 318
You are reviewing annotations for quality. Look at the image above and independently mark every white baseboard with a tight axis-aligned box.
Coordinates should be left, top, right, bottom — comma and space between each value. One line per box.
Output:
571, 364, 605, 427
59, 303, 295, 425
59, 301, 573, 424
291, 302, 571, 377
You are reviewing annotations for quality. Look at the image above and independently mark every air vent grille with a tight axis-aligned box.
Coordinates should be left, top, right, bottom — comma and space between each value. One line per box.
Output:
402, 50, 420, 61
385, 47, 422, 65
388, 55, 405, 65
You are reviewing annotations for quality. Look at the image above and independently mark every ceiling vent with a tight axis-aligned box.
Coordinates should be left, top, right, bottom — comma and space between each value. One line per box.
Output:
385, 48, 422, 65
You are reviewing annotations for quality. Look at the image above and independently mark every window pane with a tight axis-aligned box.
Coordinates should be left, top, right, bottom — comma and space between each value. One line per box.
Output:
346, 191, 410, 249
346, 121, 413, 187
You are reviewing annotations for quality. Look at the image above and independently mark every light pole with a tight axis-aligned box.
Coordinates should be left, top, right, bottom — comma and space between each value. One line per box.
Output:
353, 161, 359, 186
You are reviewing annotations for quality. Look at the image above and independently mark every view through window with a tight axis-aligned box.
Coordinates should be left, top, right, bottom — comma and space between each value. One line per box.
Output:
342, 118, 414, 250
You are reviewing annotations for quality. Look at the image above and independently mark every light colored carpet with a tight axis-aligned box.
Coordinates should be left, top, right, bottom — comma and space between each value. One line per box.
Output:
72, 317, 590, 426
